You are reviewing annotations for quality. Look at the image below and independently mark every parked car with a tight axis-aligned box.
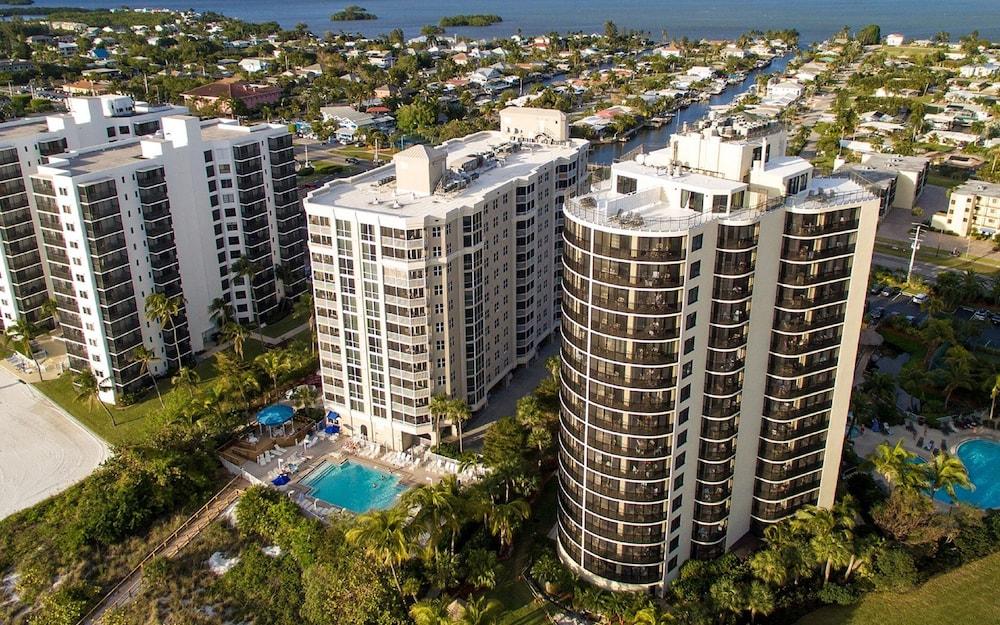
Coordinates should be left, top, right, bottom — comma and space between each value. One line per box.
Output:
881, 286, 902, 297
990, 312, 1000, 326
912, 292, 929, 305
345, 157, 361, 164
870, 283, 886, 295
972, 309, 988, 322
870, 307, 885, 321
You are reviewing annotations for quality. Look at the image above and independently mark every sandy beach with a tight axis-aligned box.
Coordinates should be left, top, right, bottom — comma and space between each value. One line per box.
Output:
0, 367, 109, 519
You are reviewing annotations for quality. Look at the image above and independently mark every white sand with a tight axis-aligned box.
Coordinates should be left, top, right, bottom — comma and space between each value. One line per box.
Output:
0, 367, 110, 519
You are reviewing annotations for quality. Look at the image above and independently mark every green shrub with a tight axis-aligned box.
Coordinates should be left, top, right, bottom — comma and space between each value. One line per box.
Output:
817, 583, 860, 605
870, 546, 918, 591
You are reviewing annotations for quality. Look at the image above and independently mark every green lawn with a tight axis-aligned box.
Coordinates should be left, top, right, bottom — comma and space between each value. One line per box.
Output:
796, 551, 1000, 625
32, 335, 278, 446
874, 241, 1000, 275
261, 310, 308, 339
925, 172, 966, 189
490, 477, 559, 625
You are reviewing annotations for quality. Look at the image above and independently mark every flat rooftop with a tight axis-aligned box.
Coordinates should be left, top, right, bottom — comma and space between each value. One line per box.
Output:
199, 118, 286, 143
305, 131, 587, 219
861, 153, 930, 171
42, 141, 146, 177
0, 118, 52, 143
955, 179, 1000, 198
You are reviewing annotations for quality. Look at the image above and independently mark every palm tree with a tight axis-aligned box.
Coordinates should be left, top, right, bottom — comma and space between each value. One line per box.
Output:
346, 507, 411, 592
750, 548, 788, 587
5, 319, 43, 381
450, 398, 472, 453
745, 581, 775, 623
457, 596, 502, 625
920, 317, 956, 367
73, 368, 115, 426
709, 577, 746, 619
941, 345, 974, 408
41, 298, 59, 327
145, 293, 184, 369
224, 322, 250, 361
133, 346, 163, 406
293, 293, 316, 353
409, 597, 450, 625
429, 394, 451, 445
923, 452, 973, 502
171, 366, 201, 397
987, 373, 1000, 423
868, 440, 927, 490
289, 384, 319, 412
544, 355, 560, 384
208, 297, 233, 328
214, 352, 260, 409
255, 351, 290, 400
231, 256, 262, 337
631, 606, 675, 625
485, 498, 530, 554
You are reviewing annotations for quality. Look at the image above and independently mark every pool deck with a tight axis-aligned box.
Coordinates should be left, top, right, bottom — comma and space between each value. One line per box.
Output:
225, 433, 478, 519
851, 422, 1000, 462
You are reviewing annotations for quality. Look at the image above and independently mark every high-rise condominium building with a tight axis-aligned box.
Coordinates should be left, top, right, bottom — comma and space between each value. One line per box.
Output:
0, 95, 188, 329
556, 118, 880, 591
304, 107, 588, 450
29, 115, 306, 402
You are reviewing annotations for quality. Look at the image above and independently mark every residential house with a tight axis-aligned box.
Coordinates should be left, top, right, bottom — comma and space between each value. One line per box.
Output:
181, 78, 282, 113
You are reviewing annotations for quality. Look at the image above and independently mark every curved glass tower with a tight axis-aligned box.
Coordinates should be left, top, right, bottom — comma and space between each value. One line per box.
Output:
556, 120, 880, 591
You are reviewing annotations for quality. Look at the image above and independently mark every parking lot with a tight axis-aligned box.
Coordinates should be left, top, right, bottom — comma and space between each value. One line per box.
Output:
867, 285, 1000, 349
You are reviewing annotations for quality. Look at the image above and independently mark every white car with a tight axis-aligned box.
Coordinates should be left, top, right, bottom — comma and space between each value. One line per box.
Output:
911, 293, 929, 305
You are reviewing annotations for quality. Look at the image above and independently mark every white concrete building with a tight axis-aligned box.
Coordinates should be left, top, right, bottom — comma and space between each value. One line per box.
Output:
858, 153, 930, 211
304, 108, 588, 450
556, 121, 880, 591
28, 116, 307, 403
933, 179, 1000, 237
0, 96, 187, 330
885, 33, 905, 47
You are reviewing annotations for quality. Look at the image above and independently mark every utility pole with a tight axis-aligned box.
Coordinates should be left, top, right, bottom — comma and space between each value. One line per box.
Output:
907, 222, 924, 284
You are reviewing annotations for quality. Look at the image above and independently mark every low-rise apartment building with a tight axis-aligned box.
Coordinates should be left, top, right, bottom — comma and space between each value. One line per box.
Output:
304, 107, 588, 450
934, 179, 1000, 236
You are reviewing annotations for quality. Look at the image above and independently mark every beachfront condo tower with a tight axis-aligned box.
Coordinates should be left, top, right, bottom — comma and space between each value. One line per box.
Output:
304, 107, 589, 450
556, 117, 881, 591
29, 115, 306, 403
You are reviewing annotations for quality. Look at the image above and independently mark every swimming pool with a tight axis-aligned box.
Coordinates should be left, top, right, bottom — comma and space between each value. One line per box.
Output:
301, 460, 407, 513
932, 439, 1000, 509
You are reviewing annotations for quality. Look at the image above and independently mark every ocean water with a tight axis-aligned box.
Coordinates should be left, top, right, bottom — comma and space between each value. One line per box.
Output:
23, 0, 1000, 44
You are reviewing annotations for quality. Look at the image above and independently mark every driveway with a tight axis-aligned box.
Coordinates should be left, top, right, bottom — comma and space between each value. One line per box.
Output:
0, 367, 109, 518
460, 338, 560, 448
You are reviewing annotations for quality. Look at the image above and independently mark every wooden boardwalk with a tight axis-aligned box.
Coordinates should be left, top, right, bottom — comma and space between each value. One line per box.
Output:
77, 476, 248, 625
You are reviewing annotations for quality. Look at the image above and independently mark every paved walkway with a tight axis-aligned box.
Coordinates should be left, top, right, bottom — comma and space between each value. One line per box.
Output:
460, 339, 560, 448
79, 477, 248, 625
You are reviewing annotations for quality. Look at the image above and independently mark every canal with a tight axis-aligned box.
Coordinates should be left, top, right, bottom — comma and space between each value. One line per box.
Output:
589, 52, 794, 164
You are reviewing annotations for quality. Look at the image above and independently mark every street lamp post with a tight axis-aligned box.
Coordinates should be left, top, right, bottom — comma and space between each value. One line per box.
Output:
907, 223, 924, 284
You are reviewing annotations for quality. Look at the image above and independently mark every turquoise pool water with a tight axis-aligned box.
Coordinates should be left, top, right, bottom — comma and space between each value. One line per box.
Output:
302, 460, 407, 513
928, 439, 1000, 509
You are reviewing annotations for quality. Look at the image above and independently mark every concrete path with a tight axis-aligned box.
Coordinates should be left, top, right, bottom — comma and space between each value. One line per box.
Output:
460, 339, 561, 448
0, 367, 109, 519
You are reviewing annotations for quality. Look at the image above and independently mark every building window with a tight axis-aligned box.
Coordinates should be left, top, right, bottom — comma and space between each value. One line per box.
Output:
685, 312, 696, 329
692, 234, 703, 251
689, 260, 700, 278
688, 286, 698, 305
615, 175, 637, 195
684, 337, 695, 354
680, 384, 690, 401
679, 407, 688, 424
682, 361, 693, 378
